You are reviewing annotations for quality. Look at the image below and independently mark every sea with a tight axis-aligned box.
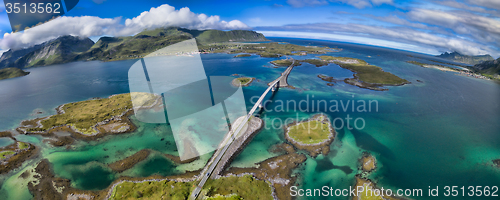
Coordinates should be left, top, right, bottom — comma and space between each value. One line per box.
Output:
0, 38, 499, 199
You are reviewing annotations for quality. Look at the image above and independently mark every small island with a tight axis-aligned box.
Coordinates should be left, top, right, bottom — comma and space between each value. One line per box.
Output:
493, 159, 500, 168
318, 74, 341, 86
231, 77, 255, 87
319, 56, 410, 91
0, 132, 36, 174
0, 67, 30, 80
352, 153, 402, 200
284, 114, 335, 157
360, 153, 377, 172
234, 53, 251, 58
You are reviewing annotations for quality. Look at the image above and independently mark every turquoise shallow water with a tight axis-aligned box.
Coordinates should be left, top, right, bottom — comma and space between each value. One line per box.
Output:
0, 38, 499, 199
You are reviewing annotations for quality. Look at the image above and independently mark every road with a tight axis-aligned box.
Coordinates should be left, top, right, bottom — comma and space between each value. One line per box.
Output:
190, 62, 295, 199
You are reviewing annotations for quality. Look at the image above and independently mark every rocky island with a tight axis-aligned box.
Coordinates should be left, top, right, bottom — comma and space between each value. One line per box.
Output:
0, 132, 37, 174
231, 77, 255, 87
284, 114, 335, 157
493, 159, 500, 168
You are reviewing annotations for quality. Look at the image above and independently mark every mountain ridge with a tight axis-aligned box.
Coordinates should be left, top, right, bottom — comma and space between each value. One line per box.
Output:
437, 51, 494, 65
0, 27, 267, 69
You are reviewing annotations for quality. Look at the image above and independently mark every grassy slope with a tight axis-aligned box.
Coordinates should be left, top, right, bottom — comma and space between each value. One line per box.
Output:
0, 151, 15, 159
0, 67, 29, 80
109, 175, 272, 200
236, 77, 252, 85
28, 94, 132, 135
320, 56, 408, 85
288, 120, 331, 144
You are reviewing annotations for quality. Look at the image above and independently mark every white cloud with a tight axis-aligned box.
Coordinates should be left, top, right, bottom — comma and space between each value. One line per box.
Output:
0, 4, 249, 50
407, 8, 500, 44
466, 0, 500, 10
120, 5, 248, 35
332, 0, 393, 9
256, 23, 499, 57
286, 0, 328, 8
1, 16, 120, 50
258, 30, 440, 55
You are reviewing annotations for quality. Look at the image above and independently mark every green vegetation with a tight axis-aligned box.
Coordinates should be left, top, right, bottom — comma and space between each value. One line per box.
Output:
109, 175, 272, 200
231, 77, 254, 87
233, 54, 251, 58
271, 58, 328, 67
270, 59, 300, 66
199, 42, 334, 58
236, 77, 252, 85
17, 142, 29, 150
0, 151, 15, 159
192, 29, 267, 44
288, 119, 331, 144
28, 94, 132, 135
0, 67, 29, 80
300, 59, 329, 67
473, 58, 500, 79
320, 56, 409, 85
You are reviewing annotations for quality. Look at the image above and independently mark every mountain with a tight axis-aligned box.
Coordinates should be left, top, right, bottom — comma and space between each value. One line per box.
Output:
473, 58, 500, 79
0, 27, 267, 69
437, 51, 494, 65
0, 36, 94, 69
0, 67, 30, 80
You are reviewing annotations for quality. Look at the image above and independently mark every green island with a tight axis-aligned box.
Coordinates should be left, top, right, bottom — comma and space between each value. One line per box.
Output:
285, 114, 335, 157
18, 93, 136, 136
0, 67, 30, 80
234, 54, 251, 58
319, 56, 410, 91
109, 175, 272, 200
270, 58, 328, 67
231, 77, 255, 87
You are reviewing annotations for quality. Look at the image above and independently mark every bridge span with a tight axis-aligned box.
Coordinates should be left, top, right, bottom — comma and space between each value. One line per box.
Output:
190, 61, 295, 199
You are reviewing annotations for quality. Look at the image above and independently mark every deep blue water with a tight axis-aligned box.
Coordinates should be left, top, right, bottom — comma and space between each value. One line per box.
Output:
0, 38, 499, 199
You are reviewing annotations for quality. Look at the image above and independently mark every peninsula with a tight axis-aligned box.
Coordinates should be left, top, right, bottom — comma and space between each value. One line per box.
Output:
16, 93, 152, 138
0, 67, 30, 80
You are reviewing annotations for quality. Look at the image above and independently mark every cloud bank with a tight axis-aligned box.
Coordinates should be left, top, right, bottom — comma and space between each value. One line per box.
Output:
0, 4, 249, 50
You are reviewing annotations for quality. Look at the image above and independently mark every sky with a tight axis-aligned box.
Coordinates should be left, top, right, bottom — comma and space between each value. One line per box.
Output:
0, 0, 499, 58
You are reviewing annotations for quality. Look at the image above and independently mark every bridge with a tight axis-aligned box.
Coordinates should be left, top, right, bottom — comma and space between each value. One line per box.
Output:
190, 60, 295, 199
269, 59, 295, 87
